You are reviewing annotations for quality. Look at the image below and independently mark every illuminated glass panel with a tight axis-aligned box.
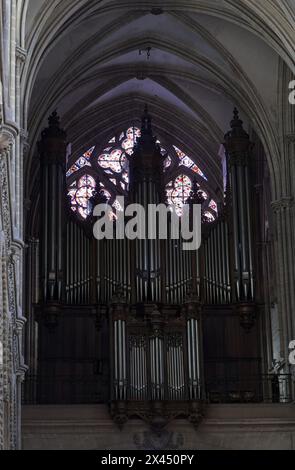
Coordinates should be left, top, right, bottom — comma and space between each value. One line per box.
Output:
199, 190, 208, 200
113, 199, 124, 212
66, 147, 95, 177
209, 199, 218, 213
164, 155, 172, 170
68, 175, 96, 219
66, 126, 217, 224
100, 189, 111, 201
173, 145, 207, 180
97, 127, 141, 178
204, 211, 216, 223
166, 174, 192, 216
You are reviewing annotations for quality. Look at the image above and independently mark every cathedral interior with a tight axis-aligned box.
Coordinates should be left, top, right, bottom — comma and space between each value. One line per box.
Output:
0, 0, 295, 451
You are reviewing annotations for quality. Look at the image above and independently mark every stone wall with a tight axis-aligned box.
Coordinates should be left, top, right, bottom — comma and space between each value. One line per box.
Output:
22, 404, 295, 450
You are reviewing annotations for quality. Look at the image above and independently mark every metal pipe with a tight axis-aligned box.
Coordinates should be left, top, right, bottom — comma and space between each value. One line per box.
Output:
245, 166, 254, 299
122, 320, 126, 399
114, 321, 118, 398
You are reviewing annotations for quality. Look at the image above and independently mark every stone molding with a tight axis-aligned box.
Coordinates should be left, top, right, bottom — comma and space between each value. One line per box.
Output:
271, 197, 294, 212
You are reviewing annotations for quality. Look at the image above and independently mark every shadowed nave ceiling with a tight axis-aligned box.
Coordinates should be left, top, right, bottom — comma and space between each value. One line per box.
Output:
22, 0, 295, 200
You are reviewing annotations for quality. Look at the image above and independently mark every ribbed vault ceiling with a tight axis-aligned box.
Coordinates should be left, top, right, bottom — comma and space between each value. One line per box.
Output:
22, 0, 295, 201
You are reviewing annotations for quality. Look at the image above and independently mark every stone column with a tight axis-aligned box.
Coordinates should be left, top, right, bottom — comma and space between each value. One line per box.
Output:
0, 139, 13, 450
0, 137, 26, 449
0, 233, 5, 450
24, 238, 39, 403
271, 197, 295, 367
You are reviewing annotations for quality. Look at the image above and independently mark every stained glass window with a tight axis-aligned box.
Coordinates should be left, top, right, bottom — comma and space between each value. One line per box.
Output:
97, 127, 141, 182
199, 190, 208, 201
209, 199, 218, 213
164, 155, 172, 171
67, 174, 96, 219
66, 147, 94, 177
166, 174, 193, 216
99, 183, 112, 201
203, 211, 216, 223
173, 145, 207, 180
66, 126, 217, 222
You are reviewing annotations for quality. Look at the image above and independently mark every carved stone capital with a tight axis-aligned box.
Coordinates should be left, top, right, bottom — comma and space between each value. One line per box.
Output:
0, 132, 13, 153
7, 247, 20, 265
0, 122, 18, 150
16, 364, 29, 384
14, 316, 27, 336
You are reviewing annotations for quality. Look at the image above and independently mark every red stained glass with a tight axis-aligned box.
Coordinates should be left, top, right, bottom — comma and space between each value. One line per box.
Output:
204, 211, 215, 223
166, 174, 192, 216
68, 175, 96, 219
173, 145, 207, 180
66, 147, 94, 177
66, 127, 215, 223
209, 199, 218, 213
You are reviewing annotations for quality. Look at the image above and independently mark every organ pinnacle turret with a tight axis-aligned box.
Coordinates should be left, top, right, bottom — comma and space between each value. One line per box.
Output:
141, 104, 152, 136
130, 106, 164, 186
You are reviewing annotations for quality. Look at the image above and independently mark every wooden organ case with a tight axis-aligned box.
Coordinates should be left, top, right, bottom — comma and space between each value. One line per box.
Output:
25, 107, 268, 428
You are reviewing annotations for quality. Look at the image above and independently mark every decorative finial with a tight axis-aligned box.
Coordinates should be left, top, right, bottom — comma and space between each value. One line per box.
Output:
230, 107, 245, 130
48, 110, 60, 129
224, 107, 249, 142
40, 110, 66, 141
231, 107, 242, 127
141, 104, 152, 135
223, 107, 252, 163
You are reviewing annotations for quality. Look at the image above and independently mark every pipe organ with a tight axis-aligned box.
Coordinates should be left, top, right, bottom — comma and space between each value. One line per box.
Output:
29, 107, 264, 424
106, 109, 203, 426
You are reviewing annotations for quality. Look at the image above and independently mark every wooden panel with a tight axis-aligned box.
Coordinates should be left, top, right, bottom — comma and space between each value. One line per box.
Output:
202, 305, 261, 402
36, 306, 108, 404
